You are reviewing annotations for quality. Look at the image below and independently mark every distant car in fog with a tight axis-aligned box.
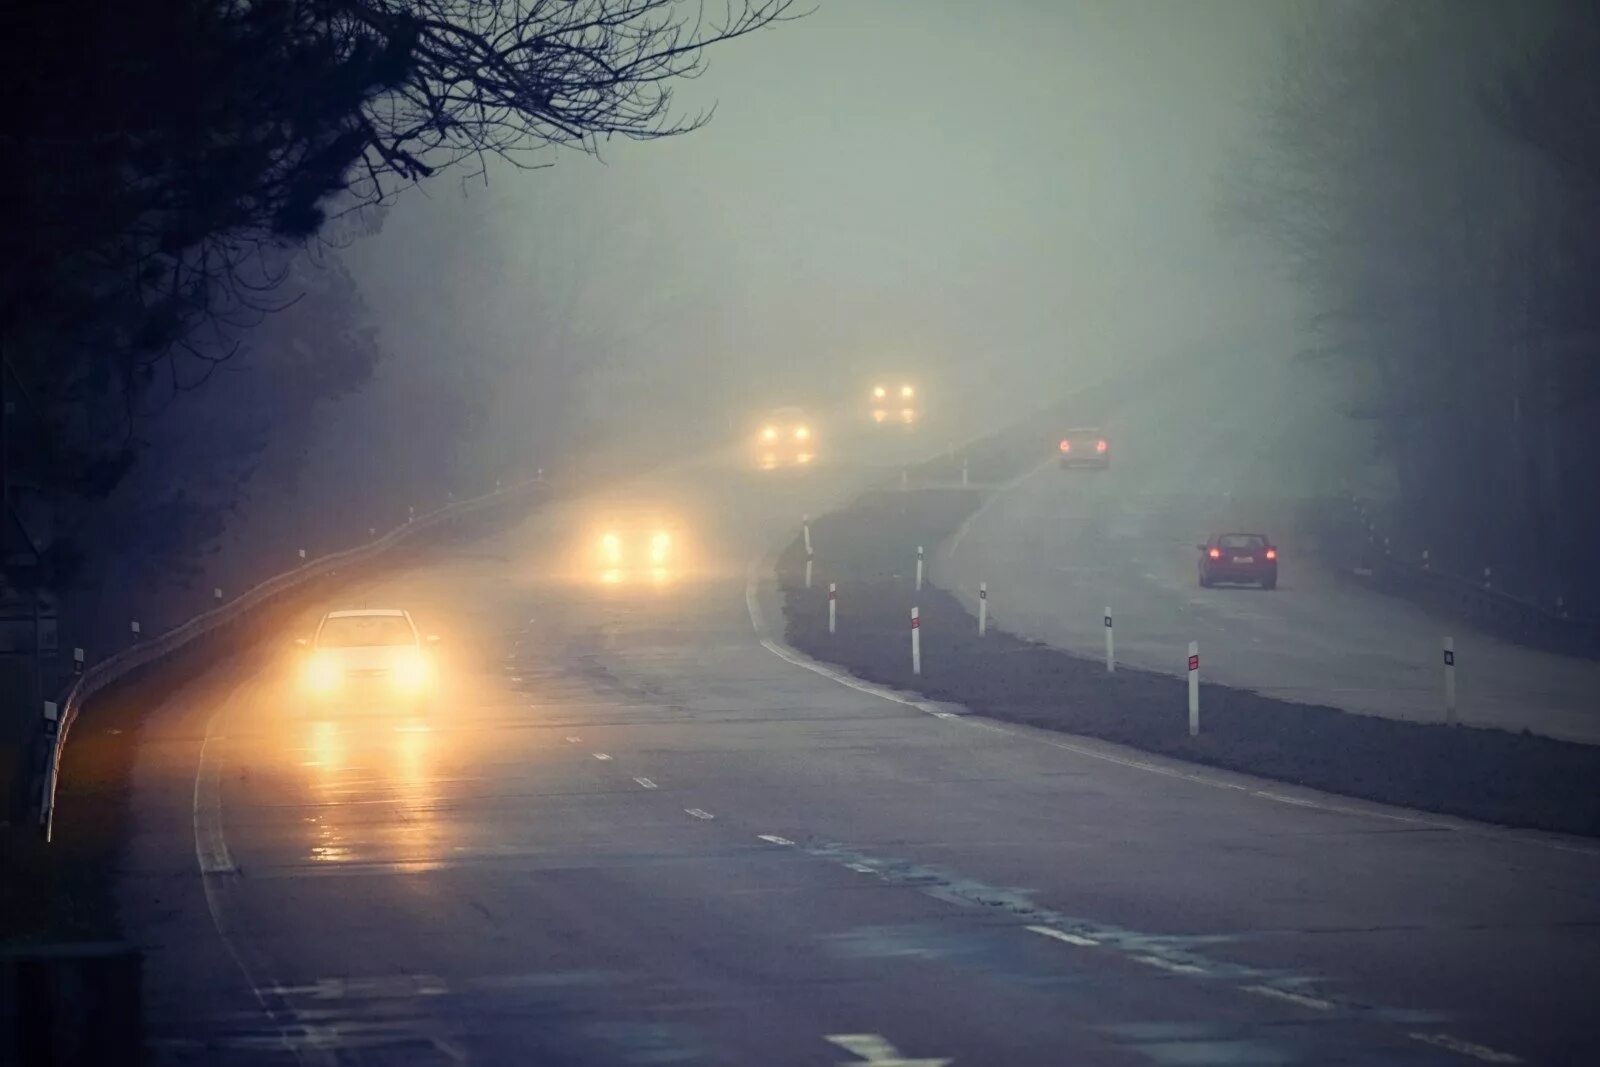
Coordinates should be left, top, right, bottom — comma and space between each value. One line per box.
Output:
870, 381, 920, 426
1198, 533, 1278, 589
1058, 427, 1109, 468
592, 509, 680, 583
297, 608, 439, 712
755, 406, 816, 470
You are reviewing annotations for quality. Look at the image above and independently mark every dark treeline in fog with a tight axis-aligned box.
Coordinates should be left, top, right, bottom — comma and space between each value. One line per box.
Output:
1239, 0, 1600, 611
0, 1, 791, 651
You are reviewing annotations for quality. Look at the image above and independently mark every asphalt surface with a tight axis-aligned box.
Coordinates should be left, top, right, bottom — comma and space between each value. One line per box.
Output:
115, 461, 1600, 1066
934, 363, 1600, 744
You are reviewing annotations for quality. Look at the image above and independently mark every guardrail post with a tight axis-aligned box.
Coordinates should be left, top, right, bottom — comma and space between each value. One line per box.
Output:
72, 647, 84, 675
828, 582, 837, 634
1443, 636, 1457, 725
298, 548, 307, 561
1187, 641, 1200, 736
911, 607, 922, 675
1422, 549, 1430, 571
213, 587, 222, 602
978, 582, 988, 636
1482, 566, 1492, 590
1104, 607, 1115, 673
129, 620, 140, 642
408, 505, 415, 523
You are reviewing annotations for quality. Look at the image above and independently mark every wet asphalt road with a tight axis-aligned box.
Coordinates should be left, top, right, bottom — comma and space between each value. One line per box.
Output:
118, 466, 1600, 1066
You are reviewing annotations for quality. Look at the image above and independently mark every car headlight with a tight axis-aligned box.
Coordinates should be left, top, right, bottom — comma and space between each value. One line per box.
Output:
901, 385, 914, 398
392, 649, 431, 691
794, 425, 810, 441
649, 531, 671, 563
305, 653, 341, 694
873, 386, 887, 399
761, 426, 778, 442
600, 531, 622, 563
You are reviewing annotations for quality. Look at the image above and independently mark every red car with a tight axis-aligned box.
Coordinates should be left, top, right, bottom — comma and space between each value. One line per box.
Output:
1198, 533, 1278, 589
1058, 427, 1109, 469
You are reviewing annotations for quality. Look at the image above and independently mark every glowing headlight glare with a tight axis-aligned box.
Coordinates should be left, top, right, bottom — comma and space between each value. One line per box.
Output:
901, 385, 914, 398
873, 386, 887, 399
600, 531, 622, 563
649, 531, 671, 563
794, 425, 810, 441
761, 425, 778, 442
305, 652, 341, 693
392, 649, 431, 691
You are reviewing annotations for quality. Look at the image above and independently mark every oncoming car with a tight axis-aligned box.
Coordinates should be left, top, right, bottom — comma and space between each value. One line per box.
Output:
1058, 427, 1110, 469
592, 513, 679, 583
755, 407, 816, 470
1197, 533, 1279, 589
297, 608, 439, 712
871, 382, 919, 425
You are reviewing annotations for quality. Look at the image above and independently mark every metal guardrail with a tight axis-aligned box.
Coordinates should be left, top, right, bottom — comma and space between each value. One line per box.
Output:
32, 475, 547, 841
1340, 494, 1600, 657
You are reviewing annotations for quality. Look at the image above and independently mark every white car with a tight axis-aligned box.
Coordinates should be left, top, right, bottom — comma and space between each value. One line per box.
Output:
297, 608, 438, 712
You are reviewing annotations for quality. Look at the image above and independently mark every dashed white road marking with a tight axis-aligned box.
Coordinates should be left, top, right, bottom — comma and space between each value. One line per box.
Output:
1407, 1032, 1522, 1063
1025, 924, 1099, 947
1239, 984, 1335, 1011
633, 777, 657, 789
1130, 954, 1208, 976
592, 752, 612, 761
825, 1033, 952, 1066
757, 834, 795, 846
564, 736, 581, 743
684, 808, 715, 820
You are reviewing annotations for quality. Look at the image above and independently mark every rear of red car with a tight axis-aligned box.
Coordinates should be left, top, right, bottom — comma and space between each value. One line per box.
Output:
1058, 427, 1110, 468
1198, 533, 1278, 588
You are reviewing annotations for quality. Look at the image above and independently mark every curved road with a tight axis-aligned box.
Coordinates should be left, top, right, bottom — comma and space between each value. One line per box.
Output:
936, 358, 1600, 743
114, 462, 1600, 1065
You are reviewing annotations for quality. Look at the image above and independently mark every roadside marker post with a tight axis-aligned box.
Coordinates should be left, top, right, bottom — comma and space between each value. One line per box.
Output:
978, 582, 988, 637
298, 548, 307, 561
43, 701, 58, 736
408, 506, 415, 523
915, 545, 924, 592
1187, 641, 1200, 736
130, 620, 141, 642
213, 587, 222, 602
1104, 607, 1115, 673
828, 582, 837, 634
1443, 637, 1457, 725
805, 553, 813, 589
72, 648, 84, 676
911, 607, 922, 675
802, 515, 812, 556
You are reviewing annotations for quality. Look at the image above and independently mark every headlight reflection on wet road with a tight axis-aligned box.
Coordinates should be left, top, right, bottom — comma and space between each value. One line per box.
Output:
299, 716, 443, 871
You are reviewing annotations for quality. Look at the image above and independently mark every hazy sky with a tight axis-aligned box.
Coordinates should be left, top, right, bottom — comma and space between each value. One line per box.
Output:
344, 1, 1303, 438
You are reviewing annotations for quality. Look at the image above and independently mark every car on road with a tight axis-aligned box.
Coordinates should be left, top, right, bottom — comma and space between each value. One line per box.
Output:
592, 511, 679, 583
755, 406, 816, 470
297, 608, 439, 712
870, 381, 920, 426
1058, 426, 1110, 468
1198, 533, 1278, 589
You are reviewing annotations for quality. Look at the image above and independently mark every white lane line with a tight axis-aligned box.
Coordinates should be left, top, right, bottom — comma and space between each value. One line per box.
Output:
1239, 984, 1335, 1011
1407, 1032, 1523, 1063
1025, 924, 1099, 948
758, 834, 795, 846
684, 808, 715, 820
592, 752, 612, 761
633, 777, 657, 789
826, 1033, 952, 1066
565, 736, 581, 743
194, 733, 237, 875
1129, 954, 1208, 976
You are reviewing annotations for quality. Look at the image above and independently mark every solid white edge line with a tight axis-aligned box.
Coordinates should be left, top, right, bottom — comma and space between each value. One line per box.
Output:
1239, 983, 1335, 1012
743, 548, 1600, 857
1407, 1032, 1523, 1064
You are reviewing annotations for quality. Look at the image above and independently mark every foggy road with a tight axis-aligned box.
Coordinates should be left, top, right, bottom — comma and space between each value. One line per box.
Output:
935, 358, 1600, 744
117, 466, 1600, 1066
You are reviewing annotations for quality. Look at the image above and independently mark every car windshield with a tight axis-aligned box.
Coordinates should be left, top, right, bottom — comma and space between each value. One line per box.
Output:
1219, 535, 1265, 551
316, 615, 414, 648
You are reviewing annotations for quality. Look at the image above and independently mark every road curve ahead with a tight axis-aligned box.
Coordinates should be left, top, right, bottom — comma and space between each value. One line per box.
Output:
117, 463, 1600, 1065
936, 360, 1600, 744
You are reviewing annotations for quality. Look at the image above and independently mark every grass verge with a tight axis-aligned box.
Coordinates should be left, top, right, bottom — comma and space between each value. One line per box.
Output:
781, 488, 1600, 838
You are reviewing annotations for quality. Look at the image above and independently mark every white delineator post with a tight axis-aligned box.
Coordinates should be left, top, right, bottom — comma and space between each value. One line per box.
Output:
915, 545, 924, 591
298, 548, 307, 561
1187, 641, 1200, 736
213, 587, 223, 602
72, 647, 84, 676
802, 515, 812, 555
962, 457, 969, 486
828, 582, 837, 634
1443, 636, 1457, 725
805, 553, 814, 589
978, 582, 988, 636
131, 620, 141, 642
911, 607, 922, 675
1104, 607, 1115, 673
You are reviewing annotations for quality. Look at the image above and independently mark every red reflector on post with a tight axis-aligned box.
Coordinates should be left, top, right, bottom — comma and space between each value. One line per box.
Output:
1188, 654, 1200, 671
1059, 440, 1070, 452
1096, 439, 1107, 452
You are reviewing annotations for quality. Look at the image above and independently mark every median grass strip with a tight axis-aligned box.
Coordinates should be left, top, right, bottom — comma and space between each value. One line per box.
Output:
781, 488, 1600, 839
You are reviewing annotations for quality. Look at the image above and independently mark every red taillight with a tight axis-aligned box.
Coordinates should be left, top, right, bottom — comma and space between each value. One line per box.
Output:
1208, 547, 1221, 559
1096, 439, 1108, 453
1059, 440, 1071, 452
1265, 547, 1277, 561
